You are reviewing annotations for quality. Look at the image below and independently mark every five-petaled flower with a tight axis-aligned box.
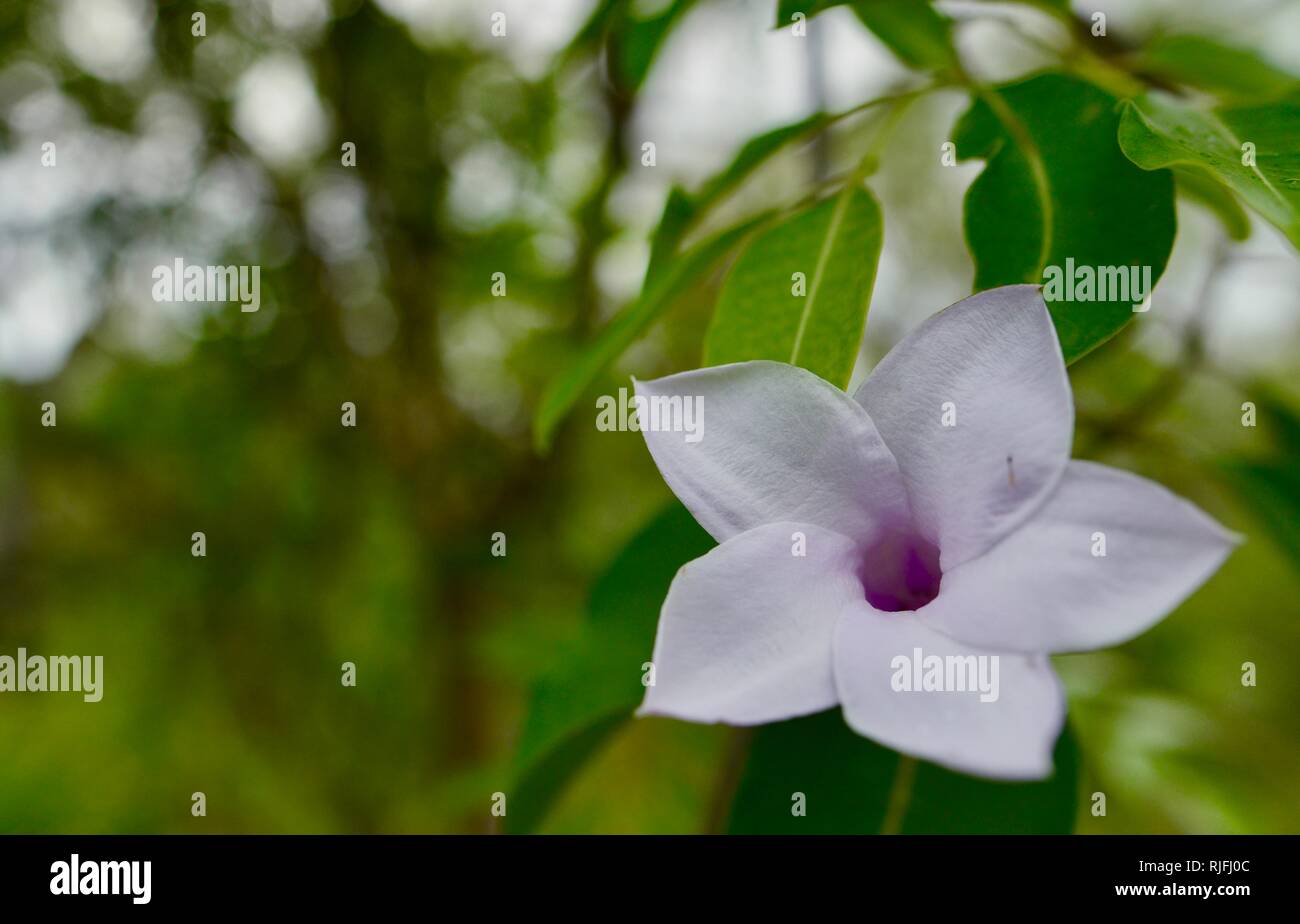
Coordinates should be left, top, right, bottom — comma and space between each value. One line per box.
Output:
633, 284, 1237, 780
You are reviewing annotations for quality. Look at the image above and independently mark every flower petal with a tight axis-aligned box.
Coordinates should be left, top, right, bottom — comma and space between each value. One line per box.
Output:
636, 360, 911, 544
918, 460, 1239, 654
855, 285, 1073, 569
638, 522, 862, 725
834, 609, 1065, 779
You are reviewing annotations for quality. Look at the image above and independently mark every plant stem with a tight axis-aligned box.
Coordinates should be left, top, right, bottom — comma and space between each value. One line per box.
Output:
704, 727, 755, 834
880, 755, 918, 834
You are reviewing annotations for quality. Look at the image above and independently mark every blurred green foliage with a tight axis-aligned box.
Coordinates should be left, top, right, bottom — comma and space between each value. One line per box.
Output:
0, 0, 1296, 834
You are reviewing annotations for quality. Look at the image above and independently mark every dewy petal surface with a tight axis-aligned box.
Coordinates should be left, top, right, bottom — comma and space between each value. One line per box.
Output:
918, 460, 1239, 654
834, 607, 1065, 779
639, 522, 862, 725
636, 361, 911, 544
855, 285, 1073, 569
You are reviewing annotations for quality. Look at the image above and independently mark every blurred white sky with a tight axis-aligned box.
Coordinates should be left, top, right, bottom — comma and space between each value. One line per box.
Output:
1, 0, 1298, 384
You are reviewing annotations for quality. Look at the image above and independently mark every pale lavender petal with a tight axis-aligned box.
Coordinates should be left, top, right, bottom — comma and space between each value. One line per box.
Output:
834, 607, 1065, 779
855, 285, 1073, 569
636, 361, 911, 545
918, 460, 1239, 653
638, 522, 862, 725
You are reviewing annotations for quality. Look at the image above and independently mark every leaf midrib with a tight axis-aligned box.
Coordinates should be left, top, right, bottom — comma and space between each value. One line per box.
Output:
1203, 107, 1291, 215
789, 188, 854, 365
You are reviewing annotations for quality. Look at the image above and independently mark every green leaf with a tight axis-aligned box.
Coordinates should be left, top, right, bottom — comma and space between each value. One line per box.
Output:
559, 1, 696, 91
535, 98, 885, 452
506, 504, 714, 833
1118, 92, 1300, 248
704, 185, 883, 388
644, 186, 697, 283
643, 114, 830, 283
954, 72, 1176, 363
773, 1, 956, 73
1248, 385, 1300, 457
774, 0, 840, 26
1218, 388, 1300, 572
727, 710, 1080, 833
558, 0, 621, 63
851, 0, 956, 72
613, 0, 696, 91
692, 112, 831, 216
533, 213, 769, 453
1219, 460, 1300, 572
645, 86, 933, 305
1134, 34, 1299, 102
1174, 166, 1250, 241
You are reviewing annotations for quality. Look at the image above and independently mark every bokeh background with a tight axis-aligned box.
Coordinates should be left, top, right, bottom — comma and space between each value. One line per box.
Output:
0, 0, 1296, 833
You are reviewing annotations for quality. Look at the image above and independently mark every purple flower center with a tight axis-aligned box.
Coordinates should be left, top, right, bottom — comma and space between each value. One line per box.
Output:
859, 530, 942, 612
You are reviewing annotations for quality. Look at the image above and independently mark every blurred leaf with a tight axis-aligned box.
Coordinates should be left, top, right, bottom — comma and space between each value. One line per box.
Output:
559, 0, 621, 62
561, 0, 695, 91
1249, 385, 1300, 457
1134, 35, 1299, 101
613, 0, 696, 91
773, 1, 956, 72
1118, 93, 1300, 248
1218, 388, 1300, 571
693, 112, 831, 215
1174, 166, 1251, 241
645, 186, 697, 282
774, 0, 841, 26
728, 710, 1079, 833
1219, 460, 1300, 571
704, 185, 883, 387
507, 504, 714, 833
954, 72, 1176, 362
648, 114, 834, 277
648, 95, 924, 281
851, 0, 956, 72
534, 212, 771, 452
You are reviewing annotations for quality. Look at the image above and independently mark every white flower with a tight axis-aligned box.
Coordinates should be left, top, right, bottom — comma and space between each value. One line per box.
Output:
634, 284, 1237, 780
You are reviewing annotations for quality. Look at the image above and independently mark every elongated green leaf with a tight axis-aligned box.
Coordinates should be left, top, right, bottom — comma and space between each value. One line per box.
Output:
704, 186, 883, 387
851, 0, 956, 72
954, 73, 1176, 363
645, 116, 830, 281
728, 710, 1079, 833
614, 0, 696, 91
693, 112, 830, 215
1174, 166, 1251, 241
1219, 460, 1300, 572
1134, 34, 1299, 102
645, 84, 937, 311
536, 101, 874, 452
506, 504, 714, 833
644, 186, 697, 283
558, 0, 620, 63
774, 1, 956, 73
1218, 388, 1300, 572
774, 0, 839, 26
562, 0, 695, 91
1248, 385, 1300, 457
1118, 93, 1300, 248
533, 213, 769, 452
